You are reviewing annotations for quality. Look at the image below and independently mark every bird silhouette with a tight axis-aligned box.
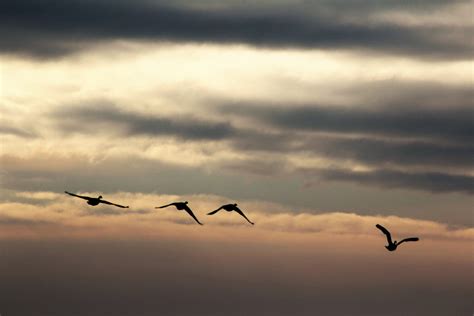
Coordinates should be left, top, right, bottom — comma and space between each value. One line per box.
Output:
64, 191, 129, 208
376, 224, 419, 251
156, 201, 203, 225
207, 203, 254, 225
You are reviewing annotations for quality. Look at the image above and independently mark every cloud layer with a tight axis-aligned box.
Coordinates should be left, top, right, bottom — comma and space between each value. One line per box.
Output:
1, 191, 472, 241
1, 0, 472, 59
54, 103, 236, 140
39, 95, 474, 195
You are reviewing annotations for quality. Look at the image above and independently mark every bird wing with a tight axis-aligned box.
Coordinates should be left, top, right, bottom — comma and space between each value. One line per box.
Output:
99, 199, 129, 208
207, 206, 223, 215
183, 206, 203, 225
65, 191, 90, 200
233, 207, 254, 225
397, 237, 419, 245
156, 203, 175, 209
376, 224, 393, 244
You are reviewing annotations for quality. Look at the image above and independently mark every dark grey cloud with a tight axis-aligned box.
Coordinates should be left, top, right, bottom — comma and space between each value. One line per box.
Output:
1, 0, 472, 59
228, 132, 474, 195
50, 99, 474, 172
336, 80, 474, 109
219, 82, 474, 179
233, 132, 474, 168
223, 80, 474, 165
53, 103, 235, 140
218, 156, 290, 176
222, 103, 474, 145
173, 0, 465, 13
314, 138, 474, 168
315, 168, 474, 195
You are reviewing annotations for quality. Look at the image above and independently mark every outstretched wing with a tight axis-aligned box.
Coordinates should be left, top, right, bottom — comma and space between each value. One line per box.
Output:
233, 207, 254, 225
397, 237, 419, 245
207, 206, 223, 215
64, 191, 90, 200
99, 199, 129, 208
376, 224, 392, 244
156, 203, 175, 209
183, 206, 203, 225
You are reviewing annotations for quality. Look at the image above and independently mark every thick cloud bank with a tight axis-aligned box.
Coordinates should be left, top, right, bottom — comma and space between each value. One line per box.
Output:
1, 0, 472, 59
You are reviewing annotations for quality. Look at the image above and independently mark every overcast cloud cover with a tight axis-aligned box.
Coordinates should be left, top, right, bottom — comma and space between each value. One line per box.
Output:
1, 0, 473, 315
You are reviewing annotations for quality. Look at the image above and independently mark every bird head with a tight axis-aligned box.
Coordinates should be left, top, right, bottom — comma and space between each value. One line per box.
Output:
98, 195, 103, 199
184, 201, 188, 204
233, 203, 237, 206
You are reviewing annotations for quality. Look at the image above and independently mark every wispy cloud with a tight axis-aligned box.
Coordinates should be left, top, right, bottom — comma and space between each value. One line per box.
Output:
0, 125, 37, 138
52, 102, 236, 140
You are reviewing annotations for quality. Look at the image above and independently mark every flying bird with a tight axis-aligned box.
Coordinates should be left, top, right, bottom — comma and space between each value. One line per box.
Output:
375, 224, 419, 251
156, 201, 203, 225
64, 191, 129, 208
208, 203, 254, 225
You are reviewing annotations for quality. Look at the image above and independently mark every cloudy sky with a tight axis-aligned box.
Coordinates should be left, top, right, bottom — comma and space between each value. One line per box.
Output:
1, 1, 473, 315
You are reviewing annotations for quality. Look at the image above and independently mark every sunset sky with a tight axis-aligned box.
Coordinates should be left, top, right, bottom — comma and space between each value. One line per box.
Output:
1, 1, 473, 315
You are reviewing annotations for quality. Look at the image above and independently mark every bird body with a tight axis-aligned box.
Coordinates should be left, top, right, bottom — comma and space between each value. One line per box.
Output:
208, 203, 254, 225
376, 224, 419, 251
220, 204, 239, 212
87, 198, 101, 206
385, 243, 397, 252
65, 191, 129, 208
174, 202, 189, 211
